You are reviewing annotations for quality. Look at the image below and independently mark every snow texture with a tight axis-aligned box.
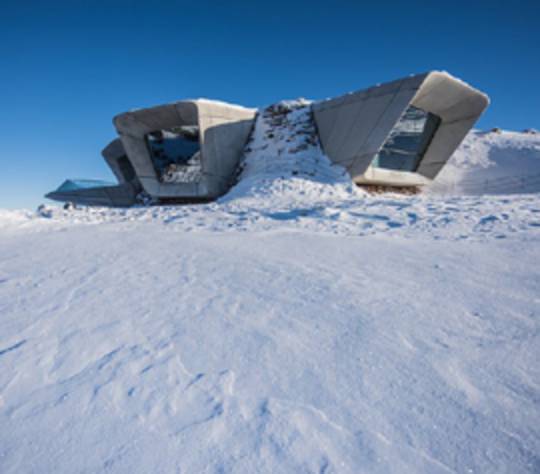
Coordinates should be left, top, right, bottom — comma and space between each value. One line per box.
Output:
430, 129, 540, 195
1, 103, 539, 473
221, 100, 363, 210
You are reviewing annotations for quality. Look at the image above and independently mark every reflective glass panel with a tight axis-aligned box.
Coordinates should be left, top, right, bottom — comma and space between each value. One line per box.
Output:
371, 106, 441, 172
57, 179, 115, 192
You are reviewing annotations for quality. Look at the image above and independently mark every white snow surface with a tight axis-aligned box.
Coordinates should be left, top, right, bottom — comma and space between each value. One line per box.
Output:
430, 129, 540, 195
1, 105, 540, 473
221, 100, 362, 210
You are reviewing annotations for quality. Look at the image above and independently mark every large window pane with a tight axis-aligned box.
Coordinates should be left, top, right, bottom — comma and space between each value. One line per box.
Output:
371, 106, 441, 172
146, 126, 202, 183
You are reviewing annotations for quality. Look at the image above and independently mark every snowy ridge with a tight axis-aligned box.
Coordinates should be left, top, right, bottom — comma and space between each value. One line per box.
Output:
221, 100, 362, 209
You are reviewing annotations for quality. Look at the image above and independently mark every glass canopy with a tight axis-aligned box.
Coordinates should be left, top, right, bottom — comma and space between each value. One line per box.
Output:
56, 179, 115, 192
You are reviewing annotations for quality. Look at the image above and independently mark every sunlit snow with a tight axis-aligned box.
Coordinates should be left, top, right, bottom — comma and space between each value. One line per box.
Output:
1, 102, 539, 473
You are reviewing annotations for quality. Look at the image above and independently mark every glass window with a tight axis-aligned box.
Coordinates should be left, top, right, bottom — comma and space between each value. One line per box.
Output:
371, 106, 441, 172
146, 126, 202, 183
57, 179, 115, 192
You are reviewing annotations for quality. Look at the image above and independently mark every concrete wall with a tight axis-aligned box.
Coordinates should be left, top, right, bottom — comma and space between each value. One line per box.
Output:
197, 100, 256, 196
113, 100, 255, 200
312, 72, 489, 186
312, 75, 425, 176
412, 72, 490, 179
101, 139, 129, 184
113, 101, 200, 198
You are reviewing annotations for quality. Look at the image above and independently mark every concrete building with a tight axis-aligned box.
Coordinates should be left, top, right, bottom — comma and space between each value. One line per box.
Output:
313, 71, 489, 187
46, 71, 488, 206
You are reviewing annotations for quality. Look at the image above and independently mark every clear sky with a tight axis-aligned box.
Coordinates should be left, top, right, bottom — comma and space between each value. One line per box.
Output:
1, 0, 539, 209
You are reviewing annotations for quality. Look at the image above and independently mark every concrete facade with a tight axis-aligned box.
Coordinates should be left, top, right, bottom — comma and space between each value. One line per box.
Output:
113, 100, 256, 200
46, 71, 489, 206
102, 139, 136, 185
313, 71, 489, 187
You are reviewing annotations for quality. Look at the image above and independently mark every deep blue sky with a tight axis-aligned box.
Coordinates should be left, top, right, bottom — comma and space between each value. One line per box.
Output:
1, 0, 539, 209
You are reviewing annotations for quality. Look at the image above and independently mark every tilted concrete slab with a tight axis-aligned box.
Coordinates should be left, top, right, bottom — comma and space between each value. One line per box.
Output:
313, 75, 425, 168
412, 73, 489, 179
113, 100, 256, 200
101, 138, 141, 190
102, 139, 129, 184
312, 71, 489, 186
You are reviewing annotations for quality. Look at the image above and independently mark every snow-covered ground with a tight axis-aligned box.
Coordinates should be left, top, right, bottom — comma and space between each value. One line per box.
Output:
1, 104, 539, 473
429, 129, 540, 195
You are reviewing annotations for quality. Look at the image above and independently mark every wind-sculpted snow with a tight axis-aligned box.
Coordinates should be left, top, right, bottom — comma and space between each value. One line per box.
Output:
1, 109, 540, 471
3, 192, 540, 242
221, 100, 362, 208
0, 225, 539, 473
430, 129, 540, 195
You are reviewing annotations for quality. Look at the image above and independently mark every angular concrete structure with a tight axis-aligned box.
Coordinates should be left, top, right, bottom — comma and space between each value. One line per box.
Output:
113, 100, 256, 201
102, 138, 139, 186
46, 71, 488, 206
313, 71, 489, 187
46, 139, 142, 207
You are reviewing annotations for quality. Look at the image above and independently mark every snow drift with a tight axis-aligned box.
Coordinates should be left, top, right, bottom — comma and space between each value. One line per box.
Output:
1, 103, 539, 473
430, 129, 540, 195
221, 99, 362, 210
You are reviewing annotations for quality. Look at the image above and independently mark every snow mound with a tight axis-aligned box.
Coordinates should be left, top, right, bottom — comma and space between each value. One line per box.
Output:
6, 192, 539, 244
226, 101, 540, 200
430, 129, 540, 195
221, 100, 363, 209
0, 209, 35, 230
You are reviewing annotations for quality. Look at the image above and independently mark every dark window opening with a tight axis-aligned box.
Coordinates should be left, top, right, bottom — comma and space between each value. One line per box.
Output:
146, 126, 202, 183
371, 106, 441, 172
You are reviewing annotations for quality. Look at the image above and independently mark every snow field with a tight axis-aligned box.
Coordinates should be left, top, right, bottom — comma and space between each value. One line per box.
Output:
1, 228, 539, 473
1, 101, 539, 473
